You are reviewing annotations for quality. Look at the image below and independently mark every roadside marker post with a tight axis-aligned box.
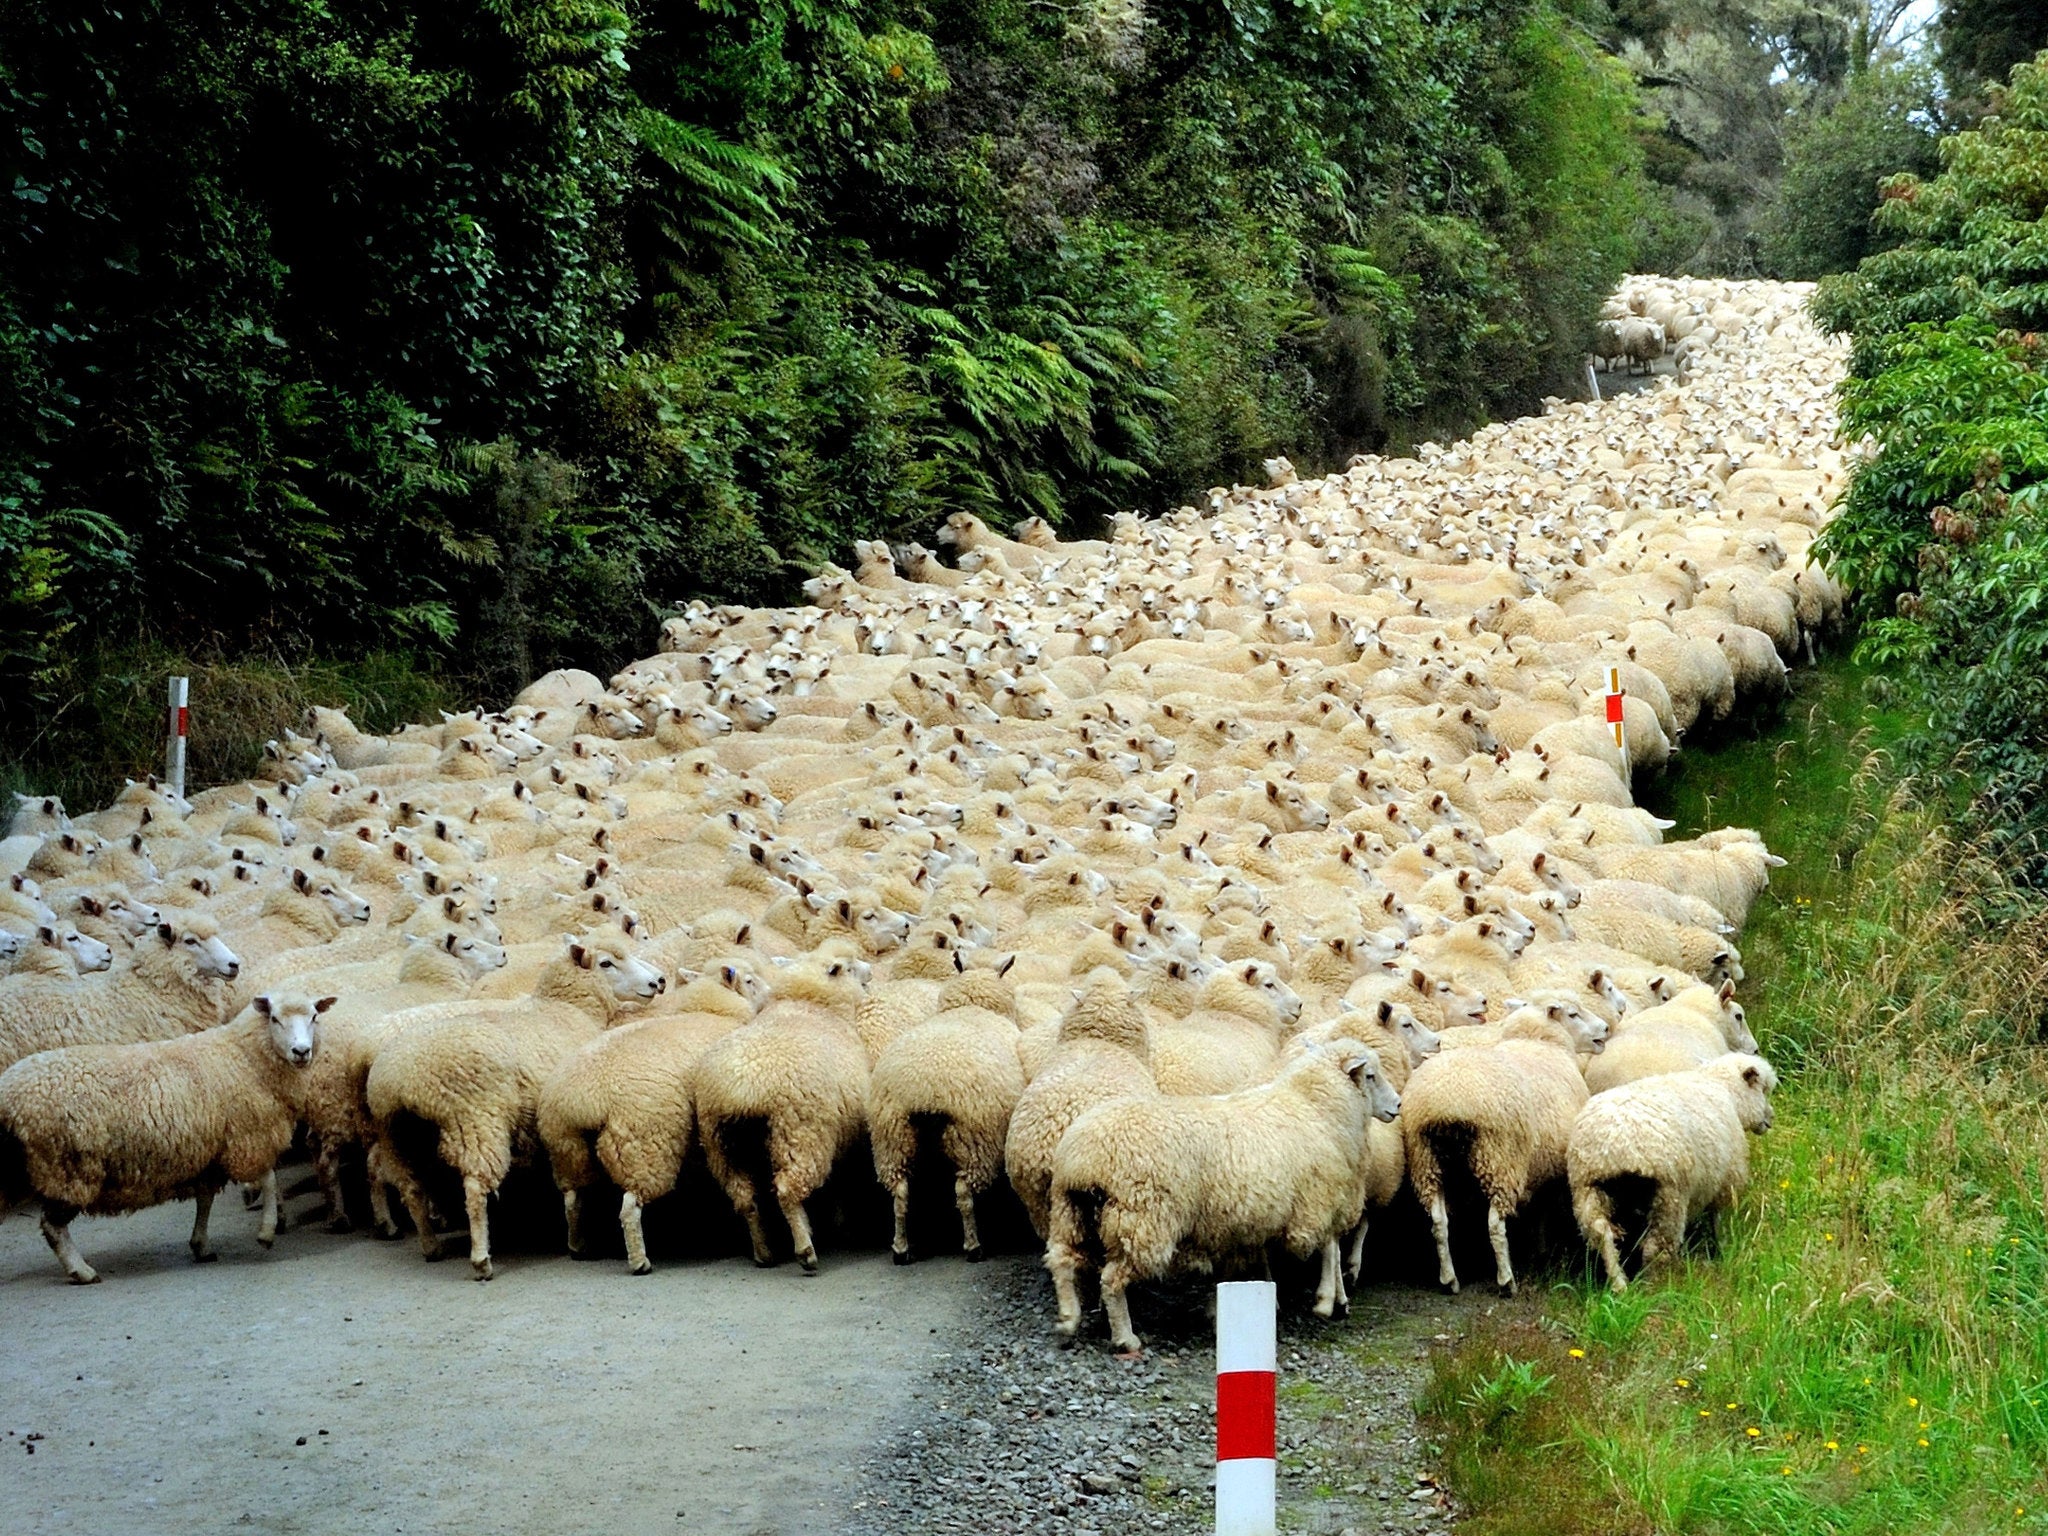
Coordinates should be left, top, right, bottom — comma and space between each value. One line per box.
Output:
1604, 665, 1628, 785
167, 676, 189, 801
1216, 1280, 1277, 1536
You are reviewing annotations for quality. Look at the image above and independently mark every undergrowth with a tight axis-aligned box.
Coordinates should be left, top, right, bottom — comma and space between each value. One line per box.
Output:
1421, 661, 2048, 1535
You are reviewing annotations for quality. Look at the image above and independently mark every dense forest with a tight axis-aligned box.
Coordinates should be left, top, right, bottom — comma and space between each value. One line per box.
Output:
1, 0, 2042, 796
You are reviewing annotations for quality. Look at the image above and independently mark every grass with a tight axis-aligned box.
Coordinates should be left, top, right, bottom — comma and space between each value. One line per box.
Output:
1421, 658, 2048, 1535
1, 641, 460, 810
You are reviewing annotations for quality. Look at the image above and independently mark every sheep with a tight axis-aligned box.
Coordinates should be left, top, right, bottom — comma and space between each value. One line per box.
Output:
0, 992, 330, 1282
365, 931, 666, 1279
866, 963, 1025, 1264
538, 961, 767, 1273
689, 956, 871, 1273
1005, 969, 1156, 1236
1568, 1053, 1777, 1290
1582, 981, 1757, 1094
0, 914, 242, 1074
1401, 1004, 1608, 1295
1045, 1036, 1398, 1352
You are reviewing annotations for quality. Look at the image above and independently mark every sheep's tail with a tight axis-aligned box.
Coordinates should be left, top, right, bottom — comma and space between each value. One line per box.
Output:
0, 1120, 29, 1219
1046, 1181, 1106, 1273
1412, 1120, 1477, 1204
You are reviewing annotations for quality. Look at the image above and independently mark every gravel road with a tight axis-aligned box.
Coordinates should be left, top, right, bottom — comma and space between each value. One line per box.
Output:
0, 1180, 1496, 1536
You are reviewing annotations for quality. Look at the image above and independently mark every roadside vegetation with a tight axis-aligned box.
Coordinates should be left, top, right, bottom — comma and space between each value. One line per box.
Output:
1422, 46, 2048, 1536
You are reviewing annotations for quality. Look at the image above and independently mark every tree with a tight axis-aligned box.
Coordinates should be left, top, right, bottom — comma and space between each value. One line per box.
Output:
1940, 0, 2048, 99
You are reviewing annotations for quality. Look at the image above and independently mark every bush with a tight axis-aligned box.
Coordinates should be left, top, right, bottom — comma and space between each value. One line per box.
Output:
1760, 61, 1946, 281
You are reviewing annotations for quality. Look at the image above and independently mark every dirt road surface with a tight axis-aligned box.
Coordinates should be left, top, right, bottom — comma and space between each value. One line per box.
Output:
0, 1200, 983, 1536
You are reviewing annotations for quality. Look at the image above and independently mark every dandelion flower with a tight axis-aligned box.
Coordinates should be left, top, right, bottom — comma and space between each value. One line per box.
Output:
1568, 1349, 1585, 1359
1908, 1397, 1919, 1408
1700, 1410, 1712, 1418
1826, 1441, 1839, 1451
1919, 1439, 1930, 1448
1747, 1428, 1762, 1438
1677, 1379, 1689, 1388
1728, 1403, 1739, 1410
1824, 1233, 1835, 1242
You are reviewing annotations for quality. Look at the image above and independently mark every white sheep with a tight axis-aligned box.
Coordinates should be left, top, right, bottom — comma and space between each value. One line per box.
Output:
0, 992, 330, 1282
0, 914, 242, 1073
1569, 1052, 1777, 1290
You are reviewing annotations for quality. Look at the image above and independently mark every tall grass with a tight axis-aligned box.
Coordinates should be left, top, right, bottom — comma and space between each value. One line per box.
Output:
1422, 663, 2048, 1535
0, 642, 458, 811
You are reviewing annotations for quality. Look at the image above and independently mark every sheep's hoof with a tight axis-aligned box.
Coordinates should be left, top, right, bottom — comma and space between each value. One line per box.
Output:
567, 1243, 596, 1261
798, 1253, 820, 1276
371, 1223, 401, 1242
67, 1269, 102, 1286
191, 1248, 218, 1265
1497, 1280, 1517, 1299
421, 1242, 446, 1263
629, 1260, 653, 1277
892, 1247, 914, 1266
1112, 1345, 1145, 1361
257, 1234, 275, 1250
325, 1216, 355, 1235
963, 1245, 985, 1265
471, 1258, 495, 1282
1438, 1279, 1459, 1296
750, 1252, 778, 1269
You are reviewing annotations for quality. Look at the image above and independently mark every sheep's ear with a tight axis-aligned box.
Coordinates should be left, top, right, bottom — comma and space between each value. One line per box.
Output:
444, 932, 459, 953
315, 996, 337, 1014
1718, 979, 1736, 1004
293, 868, 312, 893
1743, 1064, 1764, 1088
569, 942, 592, 969
735, 924, 751, 946
79, 895, 103, 916
1377, 999, 1394, 1024
158, 922, 176, 946
999, 954, 1017, 977
1241, 963, 1259, 983
254, 995, 274, 1018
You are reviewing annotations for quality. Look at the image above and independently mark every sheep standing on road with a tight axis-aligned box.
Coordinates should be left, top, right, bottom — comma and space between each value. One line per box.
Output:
0, 992, 330, 1282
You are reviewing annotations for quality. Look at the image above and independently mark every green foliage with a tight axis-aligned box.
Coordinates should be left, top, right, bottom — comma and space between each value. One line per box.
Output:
2, 0, 1657, 796
1941, 0, 2048, 100
1760, 60, 1945, 280
1424, 662, 2048, 1536
1814, 50, 2048, 850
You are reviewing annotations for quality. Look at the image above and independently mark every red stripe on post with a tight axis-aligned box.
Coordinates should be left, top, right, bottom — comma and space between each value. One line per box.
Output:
176, 706, 190, 738
1216, 1370, 1276, 1461
1604, 693, 1624, 725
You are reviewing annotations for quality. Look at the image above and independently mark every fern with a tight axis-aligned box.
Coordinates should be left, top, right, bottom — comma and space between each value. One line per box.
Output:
632, 108, 791, 255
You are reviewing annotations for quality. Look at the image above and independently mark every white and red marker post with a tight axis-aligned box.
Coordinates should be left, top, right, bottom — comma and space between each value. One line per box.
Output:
1215, 1280, 1277, 1536
1604, 665, 1627, 782
166, 676, 189, 801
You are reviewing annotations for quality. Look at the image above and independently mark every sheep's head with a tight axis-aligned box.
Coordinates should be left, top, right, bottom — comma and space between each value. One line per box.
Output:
1327, 1038, 1400, 1122
1232, 960, 1303, 1025
1713, 1052, 1778, 1132
567, 935, 666, 1000
162, 917, 241, 980
45, 924, 114, 973
253, 992, 332, 1067
292, 867, 373, 924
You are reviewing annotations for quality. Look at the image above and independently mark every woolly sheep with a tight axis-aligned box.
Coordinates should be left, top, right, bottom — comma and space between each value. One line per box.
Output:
1569, 1053, 1777, 1290
0, 991, 331, 1282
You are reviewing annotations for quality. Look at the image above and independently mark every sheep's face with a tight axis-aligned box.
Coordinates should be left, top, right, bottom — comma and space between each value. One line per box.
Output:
52, 926, 115, 973
254, 993, 331, 1068
295, 868, 373, 924
1723, 1055, 1779, 1132
0, 930, 19, 963
441, 931, 509, 975
717, 961, 772, 1011
1377, 1000, 1440, 1064
571, 941, 666, 1000
106, 892, 164, 936
1722, 1000, 1758, 1054
1238, 961, 1303, 1025
165, 922, 240, 979
837, 896, 913, 954
1334, 1041, 1401, 1122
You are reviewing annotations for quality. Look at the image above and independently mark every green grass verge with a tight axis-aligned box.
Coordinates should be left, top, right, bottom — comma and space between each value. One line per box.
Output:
1421, 659, 2048, 1535
1, 642, 459, 810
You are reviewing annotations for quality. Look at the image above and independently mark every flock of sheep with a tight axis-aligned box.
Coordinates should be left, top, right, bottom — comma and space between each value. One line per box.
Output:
0, 277, 1839, 1353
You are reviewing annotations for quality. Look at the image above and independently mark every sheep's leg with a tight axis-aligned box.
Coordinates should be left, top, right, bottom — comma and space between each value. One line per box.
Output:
189, 1188, 218, 1263
1101, 1259, 1143, 1355
1313, 1239, 1346, 1320
620, 1191, 653, 1276
1576, 1186, 1629, 1292
1487, 1200, 1516, 1297
40, 1204, 99, 1285
1429, 1192, 1459, 1294
955, 1173, 984, 1263
561, 1187, 585, 1257
255, 1170, 280, 1249
391, 1163, 441, 1261
889, 1179, 913, 1266
1639, 1185, 1689, 1275
1345, 1214, 1370, 1286
365, 1144, 402, 1240
775, 1177, 819, 1275
314, 1139, 352, 1233
1048, 1242, 1086, 1339
464, 1175, 494, 1281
